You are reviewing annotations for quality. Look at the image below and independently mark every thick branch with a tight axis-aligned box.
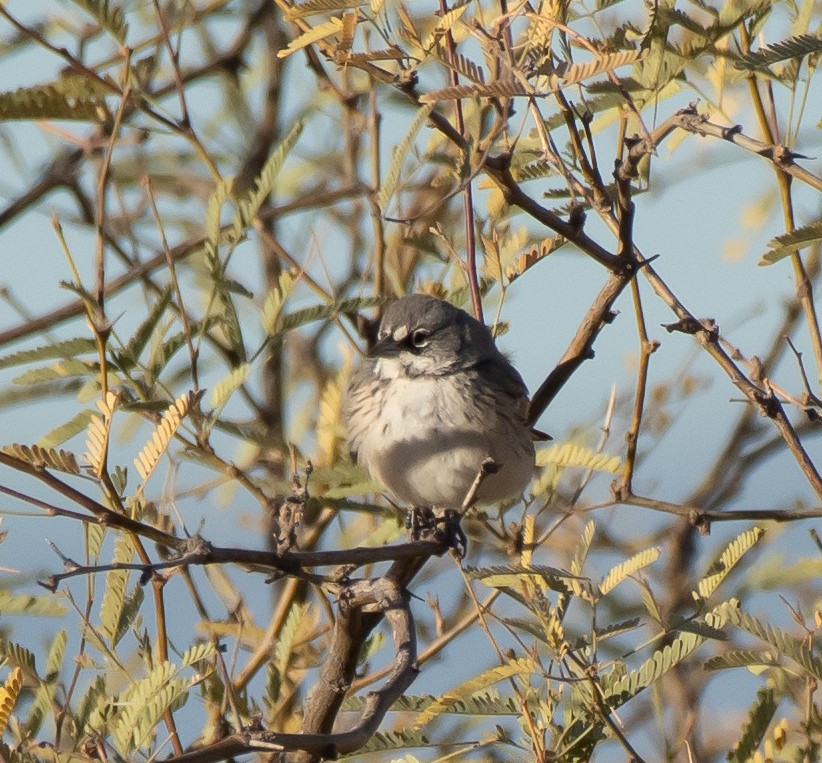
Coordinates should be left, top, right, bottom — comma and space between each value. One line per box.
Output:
164, 577, 418, 763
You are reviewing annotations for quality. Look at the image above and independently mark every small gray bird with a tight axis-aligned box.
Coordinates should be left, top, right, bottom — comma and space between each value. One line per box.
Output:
344, 294, 535, 510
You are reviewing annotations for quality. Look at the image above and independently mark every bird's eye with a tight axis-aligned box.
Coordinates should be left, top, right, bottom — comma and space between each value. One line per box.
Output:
411, 329, 430, 348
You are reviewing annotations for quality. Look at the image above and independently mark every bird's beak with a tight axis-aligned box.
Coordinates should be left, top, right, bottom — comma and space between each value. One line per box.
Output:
368, 335, 402, 358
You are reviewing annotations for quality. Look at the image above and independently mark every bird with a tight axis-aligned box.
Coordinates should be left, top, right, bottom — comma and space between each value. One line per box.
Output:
344, 294, 536, 515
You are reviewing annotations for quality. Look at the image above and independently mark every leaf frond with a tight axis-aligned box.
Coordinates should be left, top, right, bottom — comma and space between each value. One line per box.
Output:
728, 687, 778, 763
704, 649, 777, 671
0, 667, 22, 735
728, 607, 822, 680
83, 391, 119, 476
0, 444, 80, 476
134, 390, 203, 483
0, 338, 96, 370
209, 363, 250, 412
286, 0, 364, 18
561, 49, 645, 86
414, 657, 536, 729
69, 0, 128, 42
599, 547, 660, 595
759, 220, 822, 265
696, 527, 764, 600
378, 103, 434, 209
736, 33, 822, 69
0, 75, 109, 122
277, 17, 345, 59
604, 600, 735, 707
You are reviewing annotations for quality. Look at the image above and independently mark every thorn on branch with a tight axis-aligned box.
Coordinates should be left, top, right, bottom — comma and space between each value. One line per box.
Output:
577, 105, 593, 126
38, 577, 58, 593
802, 406, 820, 422
661, 317, 718, 341
610, 478, 629, 503
395, 67, 418, 91
568, 204, 586, 233
636, 254, 660, 270
623, 134, 643, 150
748, 355, 764, 382
688, 510, 711, 535
754, 388, 781, 420
264, 569, 287, 584
720, 124, 743, 140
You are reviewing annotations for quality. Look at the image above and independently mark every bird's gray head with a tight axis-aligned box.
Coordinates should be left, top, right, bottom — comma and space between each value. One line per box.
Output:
369, 294, 497, 377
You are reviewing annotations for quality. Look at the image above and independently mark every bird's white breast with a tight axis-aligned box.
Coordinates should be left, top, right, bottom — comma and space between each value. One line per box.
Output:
356, 363, 533, 507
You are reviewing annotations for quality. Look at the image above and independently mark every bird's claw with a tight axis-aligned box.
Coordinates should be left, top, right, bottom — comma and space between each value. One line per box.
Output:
406, 506, 468, 558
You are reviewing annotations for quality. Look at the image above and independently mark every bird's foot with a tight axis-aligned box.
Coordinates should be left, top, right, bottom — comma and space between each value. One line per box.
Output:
405, 506, 467, 557
439, 508, 467, 558
405, 505, 438, 541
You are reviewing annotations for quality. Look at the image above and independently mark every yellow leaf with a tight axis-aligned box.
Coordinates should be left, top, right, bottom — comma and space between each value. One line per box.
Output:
277, 17, 345, 59
0, 667, 22, 735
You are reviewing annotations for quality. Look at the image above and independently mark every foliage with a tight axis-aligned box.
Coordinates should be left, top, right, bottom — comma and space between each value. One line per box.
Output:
0, 0, 820, 762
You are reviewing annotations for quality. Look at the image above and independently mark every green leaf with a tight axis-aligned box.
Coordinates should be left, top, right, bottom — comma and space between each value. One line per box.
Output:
736, 33, 822, 69
230, 120, 304, 240
99, 537, 141, 648
414, 657, 536, 729
0, 640, 37, 674
570, 521, 595, 575
0, 75, 109, 122
378, 103, 434, 210
180, 643, 216, 668
464, 564, 588, 597
209, 362, 250, 412
115, 287, 173, 370
604, 599, 736, 707
76, 675, 107, 735
0, 592, 67, 617
13, 359, 96, 384
758, 221, 822, 265
276, 603, 308, 674
45, 631, 67, 681
112, 661, 182, 753
261, 271, 295, 334
0, 338, 96, 370
728, 687, 778, 763
637, 577, 664, 624
205, 177, 235, 249
37, 409, 95, 449
561, 49, 645, 86
69, 0, 128, 42
343, 691, 519, 715
727, 607, 822, 680
696, 527, 764, 600
277, 296, 385, 335
342, 729, 431, 756
87, 522, 106, 561
703, 649, 778, 671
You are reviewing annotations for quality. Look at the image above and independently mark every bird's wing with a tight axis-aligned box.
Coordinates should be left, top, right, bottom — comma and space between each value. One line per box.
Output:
473, 355, 531, 422
342, 359, 379, 463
